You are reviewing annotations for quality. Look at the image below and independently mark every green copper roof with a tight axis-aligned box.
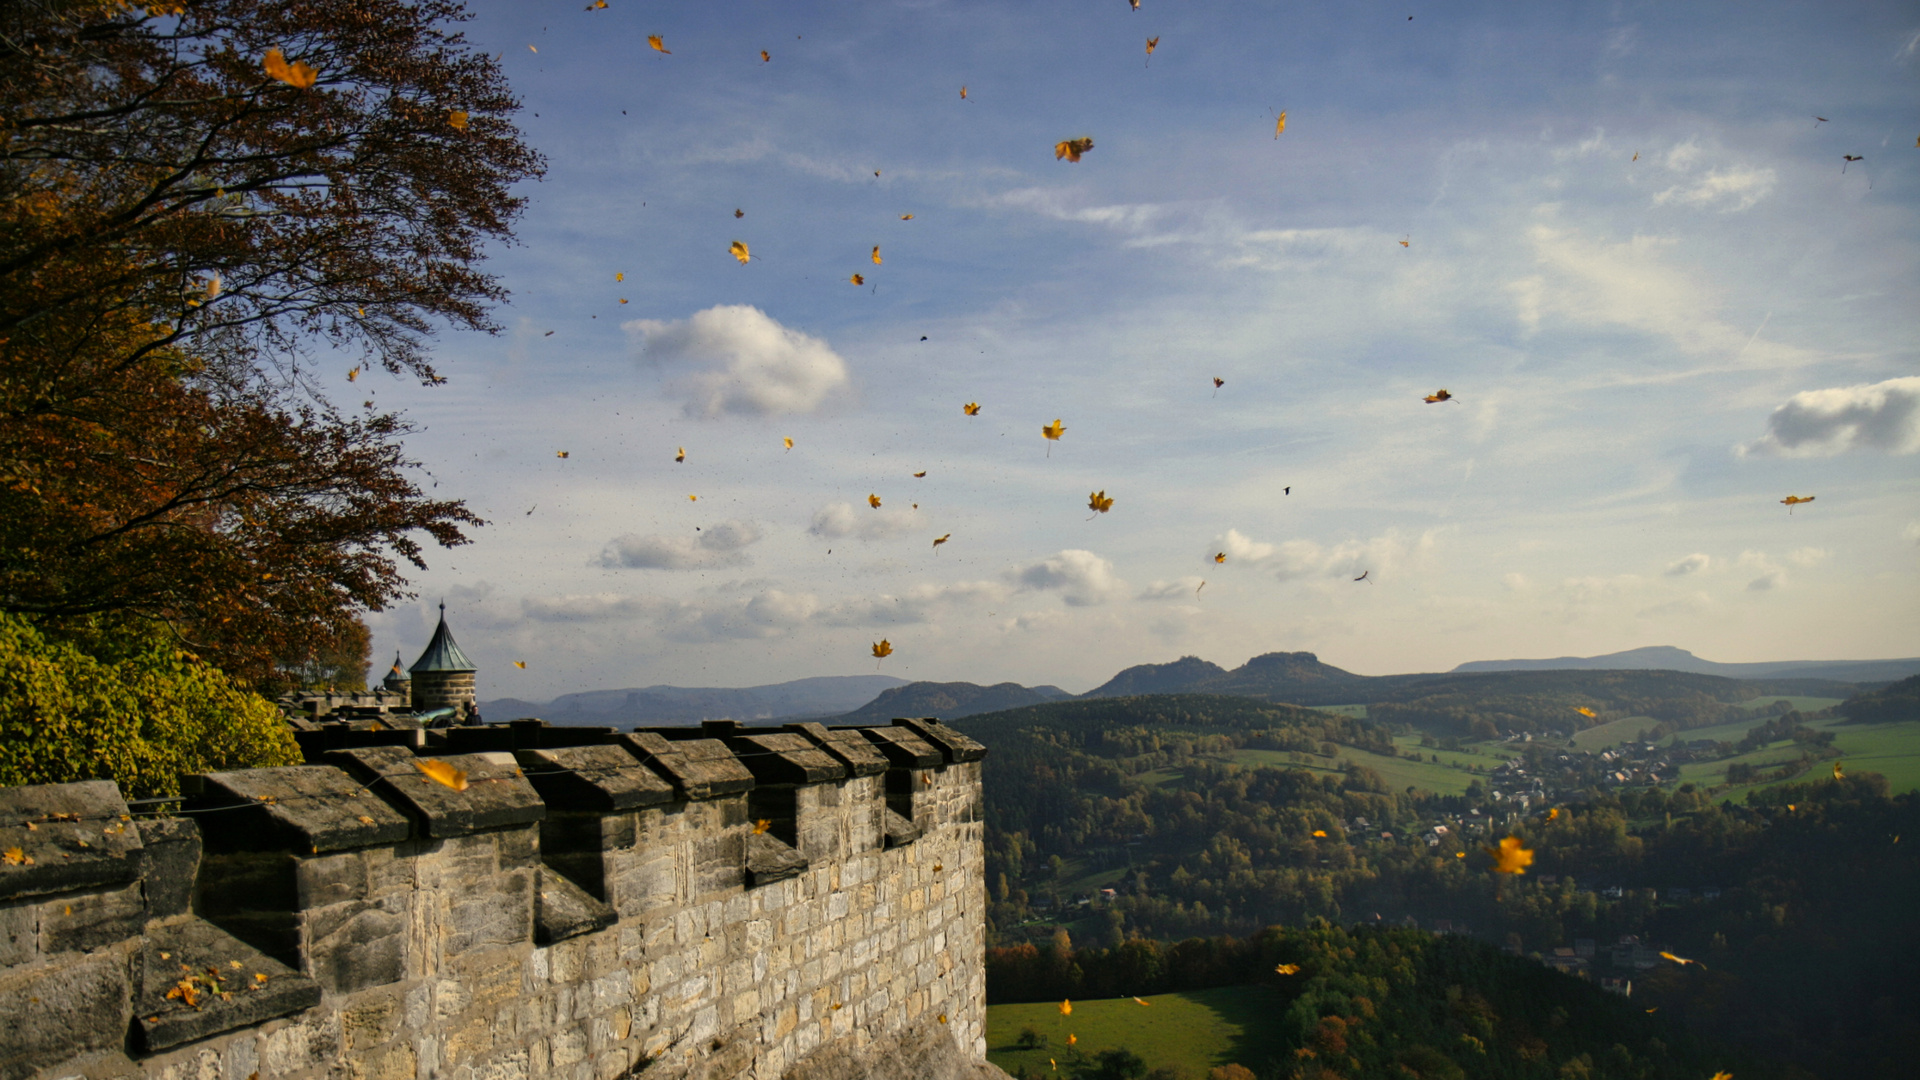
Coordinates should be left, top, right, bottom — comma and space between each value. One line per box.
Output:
409, 605, 475, 673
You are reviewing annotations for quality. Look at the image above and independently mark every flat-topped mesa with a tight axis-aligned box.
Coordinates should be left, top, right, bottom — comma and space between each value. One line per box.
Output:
0, 718, 995, 1080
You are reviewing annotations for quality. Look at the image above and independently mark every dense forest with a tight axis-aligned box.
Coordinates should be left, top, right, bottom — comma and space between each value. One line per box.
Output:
993, 924, 1749, 1080
957, 696, 1920, 1080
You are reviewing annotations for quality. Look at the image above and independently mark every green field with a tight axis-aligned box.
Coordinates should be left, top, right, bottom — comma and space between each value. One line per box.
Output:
986, 987, 1285, 1078
1677, 717, 1920, 799
1311, 703, 1370, 719
1570, 716, 1662, 750
1736, 695, 1846, 714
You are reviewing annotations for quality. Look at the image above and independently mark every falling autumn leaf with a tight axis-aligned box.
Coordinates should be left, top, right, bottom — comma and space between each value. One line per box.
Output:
1353, 570, 1370, 582
1133, 997, 1150, 1006
963, 402, 981, 416
872, 639, 893, 659
1547, 808, 1561, 821
868, 494, 882, 508
901, 213, 914, 220
1214, 552, 1226, 563
262, 48, 318, 89
1424, 389, 1453, 403
734, 209, 744, 218
913, 471, 927, 477
347, 367, 359, 382
1486, 835, 1534, 874
783, 437, 794, 450
513, 661, 526, 669
1067, 1035, 1077, 1047
1709, 1073, 1732, 1080
1833, 761, 1844, 779
959, 86, 968, 100
871, 246, 883, 265
1042, 418, 1066, 440
730, 241, 751, 264
1455, 851, 1465, 858
1274, 110, 1287, 138
1088, 490, 1114, 514
1059, 999, 1072, 1016
615, 272, 624, 281
850, 273, 865, 285
752, 819, 772, 834
1575, 706, 1596, 717
1054, 137, 1095, 162
1312, 829, 1327, 838
648, 35, 670, 54
675, 447, 686, 463
556, 450, 569, 459
1212, 377, 1224, 389
761, 50, 771, 62
1781, 494, 1814, 512
448, 110, 469, 130
415, 759, 469, 792
1275, 963, 1301, 975
1145, 37, 1159, 64
1399, 235, 1410, 247
933, 533, 951, 549
1660, 951, 1702, 967
688, 494, 697, 501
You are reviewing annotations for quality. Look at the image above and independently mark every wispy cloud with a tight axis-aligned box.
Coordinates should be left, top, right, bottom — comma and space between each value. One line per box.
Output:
594, 520, 764, 570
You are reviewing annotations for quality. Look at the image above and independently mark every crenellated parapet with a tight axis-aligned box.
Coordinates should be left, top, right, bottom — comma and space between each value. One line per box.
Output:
0, 720, 998, 1080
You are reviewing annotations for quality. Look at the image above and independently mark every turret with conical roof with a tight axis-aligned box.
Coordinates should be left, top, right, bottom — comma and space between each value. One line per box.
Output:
408, 604, 477, 715
381, 651, 411, 694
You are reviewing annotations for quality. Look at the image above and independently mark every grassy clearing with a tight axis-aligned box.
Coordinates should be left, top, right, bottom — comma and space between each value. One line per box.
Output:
1683, 718, 1920, 799
1736, 695, 1846, 714
1311, 703, 1370, 719
1570, 716, 1662, 750
1223, 746, 1480, 795
986, 987, 1285, 1078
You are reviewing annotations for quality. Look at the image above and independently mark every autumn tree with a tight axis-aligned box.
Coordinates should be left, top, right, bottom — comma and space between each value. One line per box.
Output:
0, 0, 542, 682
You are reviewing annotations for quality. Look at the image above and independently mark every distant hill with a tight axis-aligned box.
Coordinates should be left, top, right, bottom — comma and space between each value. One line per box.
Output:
1451, 644, 1920, 683
1082, 655, 1227, 697
1836, 674, 1920, 724
830, 680, 1073, 724
481, 674, 908, 727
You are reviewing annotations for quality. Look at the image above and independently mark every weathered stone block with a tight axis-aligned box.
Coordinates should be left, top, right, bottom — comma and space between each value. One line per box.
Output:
445, 866, 534, 956
132, 915, 321, 1053
0, 780, 142, 903
40, 881, 146, 954
0, 948, 128, 1080
135, 817, 201, 918
307, 896, 407, 993
536, 868, 616, 946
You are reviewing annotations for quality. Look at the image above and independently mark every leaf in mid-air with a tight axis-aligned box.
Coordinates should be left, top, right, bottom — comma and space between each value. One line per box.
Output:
871, 246, 882, 265
871, 639, 893, 659
1059, 999, 1072, 1016
448, 110, 468, 130
1574, 706, 1596, 718
263, 48, 318, 89
913, 471, 926, 477
963, 402, 981, 415
1145, 37, 1159, 63
868, 494, 882, 508
648, 35, 670, 54
1833, 761, 1844, 779
1312, 829, 1327, 838
1088, 490, 1114, 514
761, 50, 770, 62
1214, 552, 1227, 563
850, 273, 864, 285
513, 661, 526, 669
783, 437, 794, 450
730, 241, 751, 264
1424, 389, 1453, 403
960, 86, 968, 99
933, 533, 951, 549
675, 447, 685, 463
1274, 110, 1287, 138
1485, 835, 1534, 874
415, 759, 469, 792
1042, 418, 1066, 441
1055, 137, 1095, 162
752, 819, 772, 834
1275, 963, 1301, 975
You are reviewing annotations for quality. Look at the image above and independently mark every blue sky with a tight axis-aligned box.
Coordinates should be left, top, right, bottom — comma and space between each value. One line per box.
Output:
358, 1, 1920, 699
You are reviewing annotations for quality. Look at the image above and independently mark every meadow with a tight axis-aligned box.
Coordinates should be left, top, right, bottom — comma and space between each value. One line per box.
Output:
985, 987, 1284, 1079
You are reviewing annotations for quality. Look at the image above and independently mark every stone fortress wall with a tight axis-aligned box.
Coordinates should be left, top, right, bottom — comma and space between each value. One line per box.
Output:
0, 718, 1002, 1080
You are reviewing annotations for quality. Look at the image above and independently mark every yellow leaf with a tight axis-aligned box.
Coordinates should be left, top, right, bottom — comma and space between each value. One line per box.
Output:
1214, 552, 1226, 564
963, 402, 981, 416
1059, 999, 1072, 1016
513, 661, 526, 669
1312, 829, 1327, 838
263, 48, 318, 89
1455, 851, 1465, 858
761, 50, 771, 62
1781, 494, 1814, 510
1484, 835, 1533, 875
448, 110, 469, 130
1054, 137, 1094, 162
1145, 36, 1158, 61
1275, 963, 1301, 975
1834, 761, 1844, 779
529, 45, 537, 53
872, 639, 893, 659
689, 494, 698, 501
1710, 1073, 1732, 1080
1042, 418, 1066, 441
616, 272, 624, 281
933, 533, 951, 549
1133, 997, 1150, 1006
255, 973, 268, 984
1547, 807, 1560, 821
675, 447, 686, 463
831, 1002, 843, 1010
648, 35, 670, 54
1424, 389, 1453, 403
730, 240, 751, 264
783, 437, 794, 450
415, 759, 469, 792
1087, 490, 1114, 514
850, 273, 865, 285
1661, 951, 1702, 967
347, 367, 359, 382
866, 494, 883, 509
960, 86, 967, 99
870, 246, 883, 266
230, 959, 243, 969
1274, 110, 1287, 138
913, 471, 926, 478
1400, 235, 1411, 247
1067, 1034, 1077, 1046
901, 213, 914, 220
938, 1013, 947, 1024
1574, 706, 1596, 717
356, 815, 375, 825
1, 847, 27, 866
556, 450, 569, 458
752, 819, 772, 834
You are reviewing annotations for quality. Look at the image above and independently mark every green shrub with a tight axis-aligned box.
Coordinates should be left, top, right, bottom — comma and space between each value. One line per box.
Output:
0, 614, 298, 798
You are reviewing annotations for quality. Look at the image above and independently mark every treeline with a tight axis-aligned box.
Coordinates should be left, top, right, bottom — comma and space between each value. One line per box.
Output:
992, 924, 1750, 1080
1837, 674, 1919, 724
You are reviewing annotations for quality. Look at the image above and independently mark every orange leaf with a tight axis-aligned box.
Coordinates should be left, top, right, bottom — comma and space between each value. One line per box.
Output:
1214, 552, 1226, 564
1274, 110, 1287, 138
648, 35, 671, 54
1275, 963, 1300, 975
959, 86, 968, 100
513, 661, 526, 669
1574, 706, 1596, 717
850, 273, 865, 285
901, 213, 914, 220
783, 437, 794, 450
1042, 418, 1066, 441
262, 48, 318, 89
415, 759, 469, 792
913, 470, 926, 478
871, 639, 893, 659
556, 450, 569, 458
1133, 997, 1150, 1006
1054, 137, 1094, 162
1, 847, 28, 866
1484, 835, 1533, 874
448, 110, 469, 130
868, 494, 882, 508
1145, 37, 1158, 63
675, 446, 686, 463
871, 246, 882, 265
761, 50, 771, 62
730, 240, 751, 264
1087, 490, 1113, 513
933, 533, 951, 549
752, 819, 772, 834
963, 401, 981, 416
1312, 829, 1327, 838
1059, 999, 1072, 1016
1424, 389, 1453, 403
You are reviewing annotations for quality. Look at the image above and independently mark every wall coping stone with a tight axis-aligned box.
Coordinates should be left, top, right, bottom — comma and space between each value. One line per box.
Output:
617, 733, 756, 799
848, 726, 943, 769
132, 914, 321, 1053
513, 744, 676, 811
533, 867, 617, 945
744, 831, 808, 886
785, 722, 890, 777
724, 732, 847, 786
898, 718, 989, 764
321, 747, 545, 838
183, 765, 410, 854
0, 780, 141, 901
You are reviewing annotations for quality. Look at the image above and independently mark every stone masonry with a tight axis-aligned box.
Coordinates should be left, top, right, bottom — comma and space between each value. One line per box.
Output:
0, 719, 1004, 1080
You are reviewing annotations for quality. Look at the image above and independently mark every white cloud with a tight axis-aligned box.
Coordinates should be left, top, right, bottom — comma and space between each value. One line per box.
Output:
1139, 577, 1207, 601
1011, 549, 1125, 606
1737, 551, 1786, 592
1665, 138, 1705, 172
519, 588, 818, 641
808, 501, 921, 541
1788, 547, 1830, 568
595, 520, 764, 570
1211, 527, 1439, 582
1738, 376, 1920, 457
522, 593, 677, 623
626, 305, 850, 417
817, 580, 1010, 626
1664, 553, 1712, 576
1652, 165, 1777, 212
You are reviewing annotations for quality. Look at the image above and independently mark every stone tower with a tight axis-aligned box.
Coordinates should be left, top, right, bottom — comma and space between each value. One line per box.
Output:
380, 651, 410, 697
408, 603, 476, 714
